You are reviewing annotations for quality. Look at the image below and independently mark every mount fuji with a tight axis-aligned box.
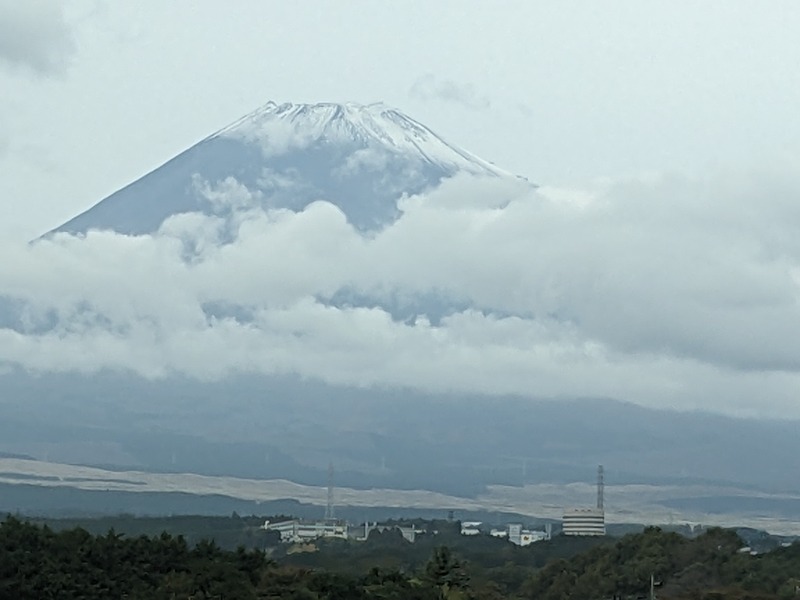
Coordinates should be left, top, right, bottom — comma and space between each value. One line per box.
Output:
53, 101, 527, 235
12, 101, 800, 531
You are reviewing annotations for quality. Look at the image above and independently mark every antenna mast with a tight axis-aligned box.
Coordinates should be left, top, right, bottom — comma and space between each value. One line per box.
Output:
597, 464, 604, 511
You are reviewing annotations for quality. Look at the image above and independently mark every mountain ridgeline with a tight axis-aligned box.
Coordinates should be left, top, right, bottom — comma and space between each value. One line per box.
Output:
2, 370, 800, 514
52, 101, 525, 235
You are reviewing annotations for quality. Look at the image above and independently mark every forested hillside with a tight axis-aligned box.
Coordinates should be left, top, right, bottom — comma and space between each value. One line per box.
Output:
2, 517, 799, 599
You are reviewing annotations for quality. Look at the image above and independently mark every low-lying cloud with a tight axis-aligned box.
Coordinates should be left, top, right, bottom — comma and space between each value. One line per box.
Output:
2, 169, 800, 418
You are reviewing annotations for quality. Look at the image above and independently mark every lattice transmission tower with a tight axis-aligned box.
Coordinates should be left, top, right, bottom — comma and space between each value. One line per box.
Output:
325, 462, 335, 521
597, 464, 604, 511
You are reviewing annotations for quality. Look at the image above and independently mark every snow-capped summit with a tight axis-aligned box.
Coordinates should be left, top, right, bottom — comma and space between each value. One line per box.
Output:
52, 101, 527, 235
217, 101, 513, 177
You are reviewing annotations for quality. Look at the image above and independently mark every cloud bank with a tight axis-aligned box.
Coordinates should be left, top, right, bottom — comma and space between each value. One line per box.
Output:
2, 169, 800, 418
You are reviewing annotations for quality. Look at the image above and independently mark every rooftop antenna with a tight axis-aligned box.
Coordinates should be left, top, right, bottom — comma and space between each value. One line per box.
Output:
325, 462, 335, 521
597, 464, 604, 511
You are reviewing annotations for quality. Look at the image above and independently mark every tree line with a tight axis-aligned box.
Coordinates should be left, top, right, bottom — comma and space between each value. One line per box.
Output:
2, 516, 800, 599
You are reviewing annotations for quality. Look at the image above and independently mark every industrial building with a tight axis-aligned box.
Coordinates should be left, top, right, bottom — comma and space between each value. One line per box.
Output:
263, 519, 347, 543
463, 522, 551, 546
263, 519, 424, 544
561, 508, 606, 536
562, 465, 606, 536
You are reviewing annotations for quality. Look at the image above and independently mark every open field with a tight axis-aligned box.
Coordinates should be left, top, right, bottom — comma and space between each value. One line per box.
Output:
3, 458, 800, 535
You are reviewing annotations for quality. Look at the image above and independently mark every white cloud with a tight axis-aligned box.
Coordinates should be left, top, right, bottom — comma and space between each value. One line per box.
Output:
2, 169, 800, 418
0, 1, 75, 75
222, 115, 317, 158
192, 175, 261, 214
410, 74, 491, 110
334, 148, 390, 178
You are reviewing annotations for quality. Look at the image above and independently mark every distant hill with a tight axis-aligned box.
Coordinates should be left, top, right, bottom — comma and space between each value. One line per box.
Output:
2, 370, 800, 530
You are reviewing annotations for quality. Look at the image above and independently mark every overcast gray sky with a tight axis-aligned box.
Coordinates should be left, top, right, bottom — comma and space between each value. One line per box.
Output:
2, 1, 800, 419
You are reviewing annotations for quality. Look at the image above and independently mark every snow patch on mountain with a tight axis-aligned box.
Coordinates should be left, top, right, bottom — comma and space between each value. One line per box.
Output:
217, 101, 517, 178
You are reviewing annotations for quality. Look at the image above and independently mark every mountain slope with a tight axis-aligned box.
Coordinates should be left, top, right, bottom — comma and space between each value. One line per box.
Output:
52, 102, 525, 235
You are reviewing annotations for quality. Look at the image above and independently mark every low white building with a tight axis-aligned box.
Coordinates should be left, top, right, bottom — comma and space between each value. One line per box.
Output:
490, 524, 549, 546
519, 530, 549, 545
263, 519, 347, 543
362, 523, 422, 543
461, 521, 483, 536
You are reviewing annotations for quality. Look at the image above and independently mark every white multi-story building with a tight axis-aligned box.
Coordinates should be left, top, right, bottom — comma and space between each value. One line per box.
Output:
508, 523, 523, 545
562, 508, 605, 536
